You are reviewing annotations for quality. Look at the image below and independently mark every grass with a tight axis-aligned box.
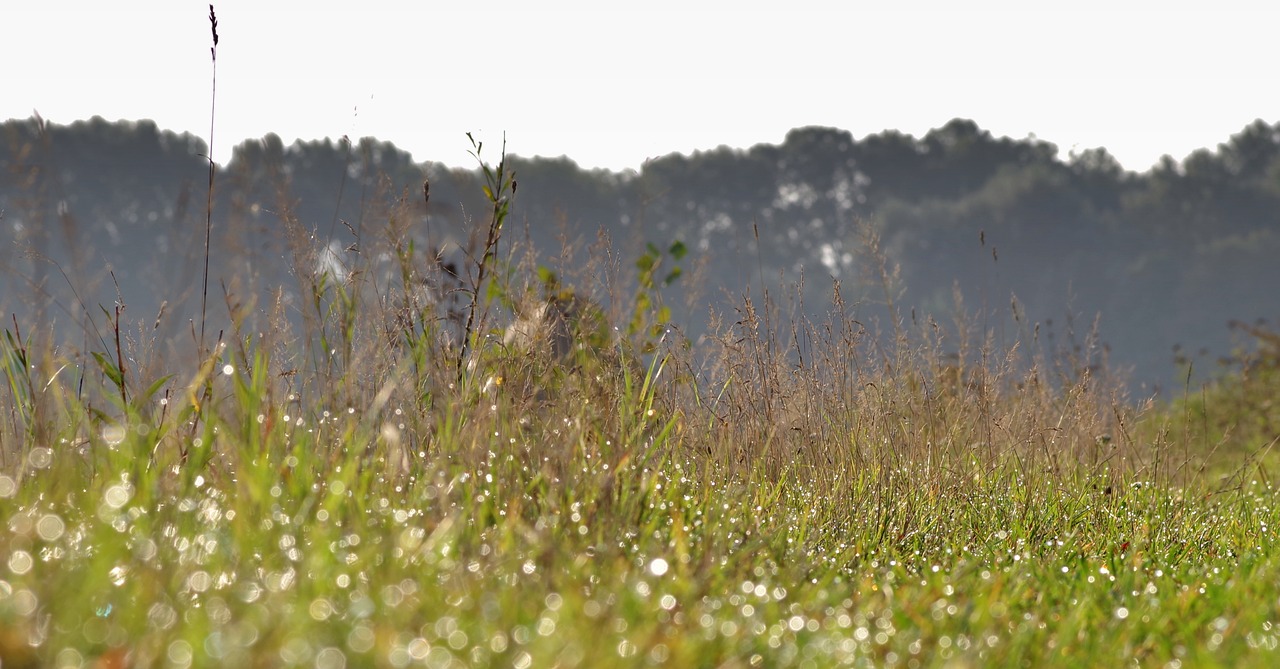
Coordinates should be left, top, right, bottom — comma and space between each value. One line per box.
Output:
2, 171, 1279, 668
1, 22, 1278, 663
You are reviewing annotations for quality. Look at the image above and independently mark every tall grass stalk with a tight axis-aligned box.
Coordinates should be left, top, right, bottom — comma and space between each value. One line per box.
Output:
199, 4, 219, 357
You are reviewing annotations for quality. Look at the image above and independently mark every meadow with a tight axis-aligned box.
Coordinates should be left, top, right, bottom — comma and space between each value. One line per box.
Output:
2, 132, 1279, 669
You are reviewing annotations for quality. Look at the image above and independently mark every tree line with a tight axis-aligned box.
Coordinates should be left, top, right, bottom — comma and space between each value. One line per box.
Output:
3, 116, 1278, 390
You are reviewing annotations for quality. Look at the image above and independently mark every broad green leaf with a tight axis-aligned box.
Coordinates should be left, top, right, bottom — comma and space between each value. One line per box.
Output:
141, 375, 174, 404
92, 351, 125, 390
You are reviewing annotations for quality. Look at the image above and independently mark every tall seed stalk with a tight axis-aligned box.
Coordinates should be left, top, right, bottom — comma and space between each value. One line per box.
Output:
200, 4, 219, 357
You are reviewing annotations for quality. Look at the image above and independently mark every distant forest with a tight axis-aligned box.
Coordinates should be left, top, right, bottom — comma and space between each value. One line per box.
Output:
2, 116, 1279, 391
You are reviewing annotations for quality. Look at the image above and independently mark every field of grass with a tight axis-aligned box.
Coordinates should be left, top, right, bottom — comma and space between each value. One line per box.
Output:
3, 138, 1280, 669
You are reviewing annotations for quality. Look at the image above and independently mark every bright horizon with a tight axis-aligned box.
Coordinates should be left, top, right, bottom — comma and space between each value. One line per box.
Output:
4, 0, 1278, 173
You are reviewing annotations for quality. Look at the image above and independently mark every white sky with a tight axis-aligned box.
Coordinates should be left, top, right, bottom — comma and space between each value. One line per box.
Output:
4, 0, 1277, 172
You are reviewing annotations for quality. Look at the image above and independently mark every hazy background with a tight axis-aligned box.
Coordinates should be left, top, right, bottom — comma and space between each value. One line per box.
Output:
4, 116, 1279, 395
2, 1, 1278, 395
